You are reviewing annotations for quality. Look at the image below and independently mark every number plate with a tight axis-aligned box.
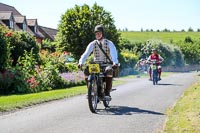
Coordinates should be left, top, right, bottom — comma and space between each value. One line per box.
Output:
88, 64, 100, 73
152, 65, 157, 70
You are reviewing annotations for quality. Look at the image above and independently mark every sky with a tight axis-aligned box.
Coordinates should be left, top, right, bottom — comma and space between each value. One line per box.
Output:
1, 0, 200, 31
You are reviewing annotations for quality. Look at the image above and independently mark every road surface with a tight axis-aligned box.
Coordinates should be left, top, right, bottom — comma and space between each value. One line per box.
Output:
0, 72, 198, 133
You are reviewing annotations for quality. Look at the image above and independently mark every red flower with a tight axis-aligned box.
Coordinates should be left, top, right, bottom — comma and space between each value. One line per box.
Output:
5, 32, 13, 37
26, 76, 39, 88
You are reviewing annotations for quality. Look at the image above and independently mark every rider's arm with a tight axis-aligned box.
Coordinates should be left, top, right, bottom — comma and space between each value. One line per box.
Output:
79, 41, 94, 65
158, 55, 164, 62
147, 55, 151, 62
108, 40, 118, 65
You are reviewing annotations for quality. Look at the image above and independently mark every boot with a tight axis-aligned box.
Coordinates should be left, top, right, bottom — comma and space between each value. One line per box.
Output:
158, 72, 161, 80
158, 68, 162, 80
85, 78, 88, 87
148, 68, 152, 80
105, 77, 112, 97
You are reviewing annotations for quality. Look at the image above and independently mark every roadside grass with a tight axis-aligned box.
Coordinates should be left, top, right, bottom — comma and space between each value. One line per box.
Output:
0, 86, 87, 112
162, 76, 200, 133
0, 78, 124, 112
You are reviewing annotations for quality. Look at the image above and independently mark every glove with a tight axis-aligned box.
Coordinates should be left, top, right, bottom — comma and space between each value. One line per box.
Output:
78, 64, 82, 69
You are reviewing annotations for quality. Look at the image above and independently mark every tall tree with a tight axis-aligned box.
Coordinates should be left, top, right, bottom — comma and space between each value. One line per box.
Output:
56, 3, 120, 60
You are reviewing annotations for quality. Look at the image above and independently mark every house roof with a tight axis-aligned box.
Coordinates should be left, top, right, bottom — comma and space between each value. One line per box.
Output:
0, 11, 13, 20
14, 22, 21, 31
0, 3, 21, 15
26, 19, 44, 38
0, 20, 6, 26
14, 15, 26, 23
27, 19, 37, 26
39, 26, 58, 41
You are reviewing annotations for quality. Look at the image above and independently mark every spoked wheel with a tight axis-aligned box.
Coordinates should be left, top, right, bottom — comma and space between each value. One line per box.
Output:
102, 82, 110, 108
88, 79, 98, 113
153, 73, 158, 85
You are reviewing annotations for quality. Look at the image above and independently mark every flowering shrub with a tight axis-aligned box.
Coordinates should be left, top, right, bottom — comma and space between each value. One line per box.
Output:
5, 32, 12, 37
26, 76, 39, 89
59, 71, 85, 84
119, 49, 138, 69
0, 25, 85, 95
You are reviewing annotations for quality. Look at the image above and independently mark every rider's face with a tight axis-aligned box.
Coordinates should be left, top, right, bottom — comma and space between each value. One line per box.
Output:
152, 50, 157, 54
95, 32, 103, 40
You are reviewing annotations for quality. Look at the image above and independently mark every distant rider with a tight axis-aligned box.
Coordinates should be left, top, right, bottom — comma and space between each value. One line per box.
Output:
147, 49, 164, 80
135, 58, 146, 73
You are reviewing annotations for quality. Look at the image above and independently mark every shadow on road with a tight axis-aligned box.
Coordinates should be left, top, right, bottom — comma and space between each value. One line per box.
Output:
97, 106, 164, 116
157, 83, 182, 86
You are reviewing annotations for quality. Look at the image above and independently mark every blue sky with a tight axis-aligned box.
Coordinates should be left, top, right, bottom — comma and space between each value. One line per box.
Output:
1, 0, 200, 31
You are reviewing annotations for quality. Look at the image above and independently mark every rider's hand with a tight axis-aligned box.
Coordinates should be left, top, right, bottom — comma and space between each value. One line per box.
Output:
78, 64, 82, 69
112, 64, 118, 69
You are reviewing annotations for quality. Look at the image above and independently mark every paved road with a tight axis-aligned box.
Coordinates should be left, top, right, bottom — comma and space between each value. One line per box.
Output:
0, 72, 198, 133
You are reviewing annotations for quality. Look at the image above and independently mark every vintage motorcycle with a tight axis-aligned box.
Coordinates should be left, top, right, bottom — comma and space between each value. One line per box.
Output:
83, 62, 112, 113
149, 60, 161, 85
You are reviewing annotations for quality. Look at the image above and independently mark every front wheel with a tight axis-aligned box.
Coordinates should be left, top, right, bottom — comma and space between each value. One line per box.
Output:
88, 79, 98, 113
152, 70, 158, 85
102, 82, 110, 108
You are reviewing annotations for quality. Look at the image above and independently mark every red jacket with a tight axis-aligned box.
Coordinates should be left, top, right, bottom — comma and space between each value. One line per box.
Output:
150, 54, 160, 65
150, 54, 159, 61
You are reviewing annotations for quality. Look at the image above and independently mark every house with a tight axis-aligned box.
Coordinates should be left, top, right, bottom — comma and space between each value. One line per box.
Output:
0, 2, 57, 43
27, 19, 43, 44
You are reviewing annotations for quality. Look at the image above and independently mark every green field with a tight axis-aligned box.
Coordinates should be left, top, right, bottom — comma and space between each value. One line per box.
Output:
120, 32, 200, 43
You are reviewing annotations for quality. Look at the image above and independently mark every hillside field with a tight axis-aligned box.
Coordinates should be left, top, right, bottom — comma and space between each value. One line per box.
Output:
120, 32, 200, 43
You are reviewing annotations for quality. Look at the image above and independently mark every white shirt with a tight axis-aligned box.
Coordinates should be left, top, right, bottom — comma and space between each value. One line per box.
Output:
79, 39, 118, 65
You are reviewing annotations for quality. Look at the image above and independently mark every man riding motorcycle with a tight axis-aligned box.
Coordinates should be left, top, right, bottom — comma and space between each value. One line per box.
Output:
78, 24, 118, 99
147, 48, 164, 80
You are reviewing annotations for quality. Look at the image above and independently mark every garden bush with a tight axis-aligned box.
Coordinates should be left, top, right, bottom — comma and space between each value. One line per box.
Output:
6, 31, 40, 66
0, 26, 10, 72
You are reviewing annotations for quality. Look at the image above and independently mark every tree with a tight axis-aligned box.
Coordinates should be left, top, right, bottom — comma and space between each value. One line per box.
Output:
163, 28, 170, 32
56, 3, 120, 60
197, 28, 200, 32
188, 27, 193, 32
124, 28, 128, 31
181, 29, 185, 32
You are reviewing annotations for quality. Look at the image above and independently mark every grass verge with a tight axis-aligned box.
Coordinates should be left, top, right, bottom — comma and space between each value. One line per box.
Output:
162, 76, 200, 133
0, 86, 87, 112
0, 79, 124, 112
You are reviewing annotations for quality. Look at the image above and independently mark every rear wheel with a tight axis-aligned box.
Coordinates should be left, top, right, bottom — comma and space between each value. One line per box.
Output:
88, 79, 98, 113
